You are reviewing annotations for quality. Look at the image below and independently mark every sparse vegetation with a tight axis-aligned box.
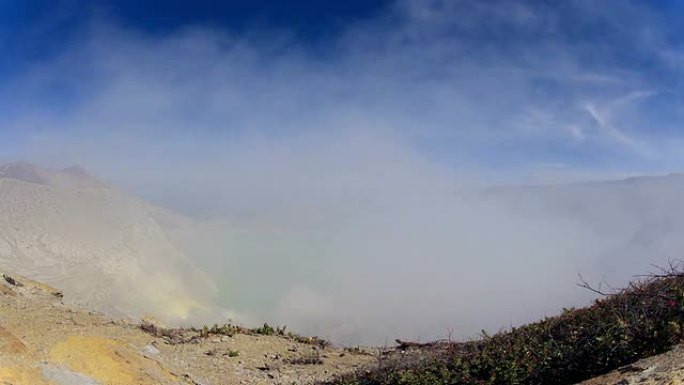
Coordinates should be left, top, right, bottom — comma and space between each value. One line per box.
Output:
344, 346, 371, 356
251, 322, 278, 335
142, 320, 328, 348
198, 323, 239, 338
287, 351, 324, 365
322, 264, 684, 385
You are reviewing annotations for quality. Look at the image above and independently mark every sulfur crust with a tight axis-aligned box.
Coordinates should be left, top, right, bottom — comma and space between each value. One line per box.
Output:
48, 336, 176, 385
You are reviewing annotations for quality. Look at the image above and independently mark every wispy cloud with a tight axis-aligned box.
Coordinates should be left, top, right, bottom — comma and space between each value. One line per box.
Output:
566, 125, 586, 141
584, 90, 656, 154
2, 0, 684, 344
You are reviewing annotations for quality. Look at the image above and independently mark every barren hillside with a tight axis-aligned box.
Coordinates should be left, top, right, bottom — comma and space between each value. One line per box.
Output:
0, 162, 216, 324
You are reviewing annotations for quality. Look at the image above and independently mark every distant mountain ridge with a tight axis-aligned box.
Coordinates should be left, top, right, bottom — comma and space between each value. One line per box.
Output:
0, 161, 108, 189
0, 162, 218, 324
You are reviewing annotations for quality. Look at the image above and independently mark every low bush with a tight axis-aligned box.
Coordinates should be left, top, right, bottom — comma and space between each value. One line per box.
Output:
184, 322, 328, 347
324, 266, 684, 385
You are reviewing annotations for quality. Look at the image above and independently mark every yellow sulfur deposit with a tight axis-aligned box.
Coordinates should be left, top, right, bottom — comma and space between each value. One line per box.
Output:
0, 367, 55, 385
48, 336, 176, 385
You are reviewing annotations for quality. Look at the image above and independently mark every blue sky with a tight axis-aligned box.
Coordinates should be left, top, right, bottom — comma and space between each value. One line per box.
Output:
0, 0, 388, 77
6, 0, 684, 343
3, 0, 684, 185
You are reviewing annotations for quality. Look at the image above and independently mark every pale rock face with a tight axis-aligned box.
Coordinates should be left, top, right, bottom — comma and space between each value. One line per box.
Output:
0, 162, 217, 324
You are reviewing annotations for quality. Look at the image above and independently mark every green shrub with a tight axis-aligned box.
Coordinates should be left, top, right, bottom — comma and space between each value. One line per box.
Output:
152, 320, 329, 348
252, 322, 276, 335
323, 268, 684, 385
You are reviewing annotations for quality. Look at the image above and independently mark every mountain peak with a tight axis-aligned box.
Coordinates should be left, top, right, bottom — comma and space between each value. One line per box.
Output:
0, 162, 107, 188
0, 162, 48, 185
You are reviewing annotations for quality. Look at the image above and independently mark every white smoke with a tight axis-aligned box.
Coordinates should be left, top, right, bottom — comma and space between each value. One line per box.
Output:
2, 1, 683, 344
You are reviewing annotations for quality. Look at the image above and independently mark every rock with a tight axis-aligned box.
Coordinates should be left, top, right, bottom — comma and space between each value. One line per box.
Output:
140, 344, 160, 356
182, 373, 211, 385
41, 365, 101, 385
3, 274, 22, 287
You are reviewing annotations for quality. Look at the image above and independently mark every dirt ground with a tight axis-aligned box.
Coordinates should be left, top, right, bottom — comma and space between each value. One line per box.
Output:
4, 269, 684, 385
0, 272, 374, 385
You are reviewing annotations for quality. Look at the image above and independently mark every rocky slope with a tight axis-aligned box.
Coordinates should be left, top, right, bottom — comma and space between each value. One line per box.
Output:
0, 162, 216, 324
0, 272, 373, 385
578, 344, 684, 385
3, 268, 684, 385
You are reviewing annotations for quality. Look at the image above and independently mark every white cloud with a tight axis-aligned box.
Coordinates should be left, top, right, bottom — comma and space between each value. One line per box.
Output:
566, 125, 585, 141
2, 0, 684, 344
583, 90, 656, 154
